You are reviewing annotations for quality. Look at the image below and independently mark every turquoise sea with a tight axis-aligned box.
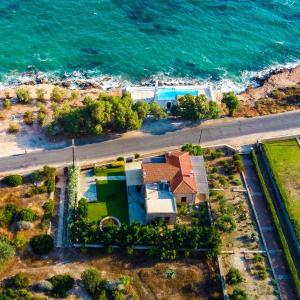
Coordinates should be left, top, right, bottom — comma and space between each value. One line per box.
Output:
0, 0, 299, 87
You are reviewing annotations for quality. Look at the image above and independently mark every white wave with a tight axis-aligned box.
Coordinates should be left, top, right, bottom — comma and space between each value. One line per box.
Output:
0, 60, 299, 94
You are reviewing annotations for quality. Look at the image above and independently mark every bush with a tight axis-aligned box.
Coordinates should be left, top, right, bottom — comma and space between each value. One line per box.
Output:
229, 288, 248, 300
13, 234, 28, 249
23, 111, 34, 125
181, 143, 204, 156
36, 88, 46, 102
4, 98, 11, 109
222, 92, 240, 117
37, 112, 46, 125
216, 214, 236, 232
13, 273, 30, 289
0, 241, 16, 264
16, 87, 31, 103
50, 86, 66, 102
81, 268, 106, 299
8, 122, 20, 133
116, 156, 124, 161
210, 150, 223, 160
18, 208, 38, 222
226, 268, 243, 285
134, 153, 140, 159
30, 234, 54, 255
149, 101, 167, 119
50, 274, 74, 298
3, 175, 23, 187
0, 204, 17, 225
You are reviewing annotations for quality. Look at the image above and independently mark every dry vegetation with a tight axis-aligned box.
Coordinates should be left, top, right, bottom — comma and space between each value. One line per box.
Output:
0, 249, 222, 300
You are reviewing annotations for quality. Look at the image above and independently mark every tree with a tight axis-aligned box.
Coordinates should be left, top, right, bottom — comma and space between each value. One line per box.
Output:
50, 274, 74, 298
77, 198, 88, 219
149, 102, 167, 119
0, 241, 16, 264
3, 175, 23, 187
13, 273, 30, 289
0, 204, 17, 225
16, 88, 31, 103
229, 288, 248, 300
50, 86, 66, 102
226, 268, 243, 285
30, 234, 54, 255
222, 92, 240, 117
69, 90, 80, 101
132, 101, 149, 120
174, 94, 220, 120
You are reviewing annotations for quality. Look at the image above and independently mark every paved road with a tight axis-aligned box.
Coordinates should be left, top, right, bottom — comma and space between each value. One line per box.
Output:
243, 155, 297, 300
1, 110, 300, 174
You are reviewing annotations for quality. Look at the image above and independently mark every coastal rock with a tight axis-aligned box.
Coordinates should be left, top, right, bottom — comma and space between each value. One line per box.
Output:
105, 280, 124, 291
62, 80, 71, 88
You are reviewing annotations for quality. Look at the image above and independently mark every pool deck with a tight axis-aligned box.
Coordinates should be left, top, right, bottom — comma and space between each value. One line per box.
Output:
127, 84, 215, 104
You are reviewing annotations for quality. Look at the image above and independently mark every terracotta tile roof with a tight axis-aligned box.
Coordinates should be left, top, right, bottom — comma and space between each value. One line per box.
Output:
142, 151, 197, 194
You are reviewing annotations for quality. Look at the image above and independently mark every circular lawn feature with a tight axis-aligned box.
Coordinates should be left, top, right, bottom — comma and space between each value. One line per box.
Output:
99, 216, 121, 231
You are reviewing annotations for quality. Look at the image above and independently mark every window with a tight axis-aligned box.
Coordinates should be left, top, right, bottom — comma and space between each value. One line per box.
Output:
181, 197, 187, 203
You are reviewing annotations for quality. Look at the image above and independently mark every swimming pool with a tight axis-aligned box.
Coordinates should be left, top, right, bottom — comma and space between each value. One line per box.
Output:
156, 88, 199, 101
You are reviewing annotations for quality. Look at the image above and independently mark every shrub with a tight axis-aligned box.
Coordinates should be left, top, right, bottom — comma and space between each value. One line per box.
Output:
36, 88, 46, 102
16, 87, 31, 103
30, 234, 54, 255
8, 122, 20, 133
226, 268, 243, 285
69, 90, 80, 101
3, 175, 23, 187
216, 214, 236, 232
23, 111, 34, 125
149, 101, 167, 119
18, 208, 38, 222
28, 185, 48, 196
210, 150, 223, 160
81, 268, 106, 298
50, 274, 74, 298
0, 241, 16, 264
4, 98, 11, 109
126, 246, 134, 255
232, 179, 242, 186
13, 234, 28, 249
181, 143, 204, 156
134, 153, 140, 159
37, 112, 46, 125
50, 86, 66, 102
13, 273, 30, 289
0, 204, 17, 225
229, 288, 248, 300
116, 156, 124, 161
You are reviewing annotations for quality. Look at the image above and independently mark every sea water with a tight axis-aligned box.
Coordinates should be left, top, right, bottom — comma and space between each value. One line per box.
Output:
0, 0, 299, 89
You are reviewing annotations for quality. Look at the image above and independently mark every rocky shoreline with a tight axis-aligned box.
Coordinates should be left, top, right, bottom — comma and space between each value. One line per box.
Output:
0, 65, 299, 103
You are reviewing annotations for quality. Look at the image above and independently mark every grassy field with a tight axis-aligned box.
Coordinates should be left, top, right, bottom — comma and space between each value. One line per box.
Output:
87, 180, 129, 224
93, 164, 125, 177
263, 139, 300, 241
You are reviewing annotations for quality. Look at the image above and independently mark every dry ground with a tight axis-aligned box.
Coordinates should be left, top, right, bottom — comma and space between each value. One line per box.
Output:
0, 249, 222, 300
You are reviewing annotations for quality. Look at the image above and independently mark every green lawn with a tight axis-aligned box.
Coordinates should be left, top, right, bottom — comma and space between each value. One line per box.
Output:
93, 165, 125, 177
263, 139, 300, 241
87, 179, 129, 224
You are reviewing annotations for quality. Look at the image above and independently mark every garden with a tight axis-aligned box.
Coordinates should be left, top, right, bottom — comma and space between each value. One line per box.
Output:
205, 148, 276, 299
88, 179, 129, 224
0, 167, 56, 274
262, 139, 300, 243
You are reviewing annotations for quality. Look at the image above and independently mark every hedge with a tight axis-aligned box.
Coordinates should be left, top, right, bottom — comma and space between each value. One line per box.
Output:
3, 175, 23, 187
67, 166, 80, 242
251, 149, 300, 298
